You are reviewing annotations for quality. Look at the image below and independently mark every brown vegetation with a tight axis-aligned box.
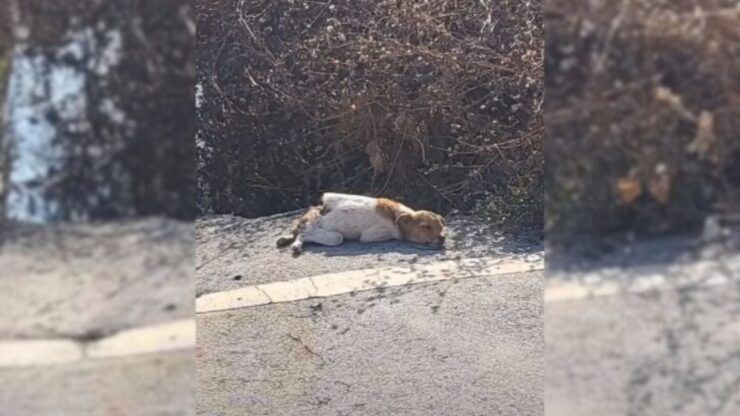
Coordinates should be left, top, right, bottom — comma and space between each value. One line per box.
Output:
196, 0, 543, 229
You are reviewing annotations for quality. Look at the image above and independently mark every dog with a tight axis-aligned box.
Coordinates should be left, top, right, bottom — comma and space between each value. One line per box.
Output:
276, 193, 447, 256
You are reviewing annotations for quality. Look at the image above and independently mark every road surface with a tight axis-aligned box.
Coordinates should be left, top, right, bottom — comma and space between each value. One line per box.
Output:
196, 214, 545, 416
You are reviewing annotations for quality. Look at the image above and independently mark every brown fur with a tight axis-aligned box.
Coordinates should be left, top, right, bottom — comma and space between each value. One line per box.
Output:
294, 205, 322, 235
397, 210, 446, 245
376, 198, 446, 246
375, 198, 403, 222
276, 205, 323, 247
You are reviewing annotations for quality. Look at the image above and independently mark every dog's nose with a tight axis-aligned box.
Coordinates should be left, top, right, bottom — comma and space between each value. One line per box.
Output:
438, 236, 446, 246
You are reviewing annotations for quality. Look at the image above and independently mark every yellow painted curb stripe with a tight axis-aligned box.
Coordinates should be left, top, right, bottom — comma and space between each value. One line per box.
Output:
196, 255, 544, 314
0, 339, 83, 367
87, 319, 195, 359
0, 319, 195, 368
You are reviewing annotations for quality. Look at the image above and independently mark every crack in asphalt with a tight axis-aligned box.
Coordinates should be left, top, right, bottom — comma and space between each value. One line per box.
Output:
308, 277, 319, 296
286, 333, 324, 364
255, 285, 275, 303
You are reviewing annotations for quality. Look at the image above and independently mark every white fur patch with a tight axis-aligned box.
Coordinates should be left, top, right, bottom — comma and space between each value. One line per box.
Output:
301, 193, 405, 243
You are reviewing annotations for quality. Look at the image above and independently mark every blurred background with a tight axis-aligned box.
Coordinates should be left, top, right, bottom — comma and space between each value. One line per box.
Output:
545, 1, 740, 415
1, 0, 194, 223
0, 1, 195, 415
546, 0, 740, 251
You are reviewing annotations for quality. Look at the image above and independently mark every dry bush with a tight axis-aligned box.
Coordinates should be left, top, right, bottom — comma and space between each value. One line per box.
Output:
546, 0, 740, 248
197, 0, 543, 228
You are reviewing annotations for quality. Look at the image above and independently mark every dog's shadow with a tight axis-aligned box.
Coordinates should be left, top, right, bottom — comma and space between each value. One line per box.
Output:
294, 240, 444, 258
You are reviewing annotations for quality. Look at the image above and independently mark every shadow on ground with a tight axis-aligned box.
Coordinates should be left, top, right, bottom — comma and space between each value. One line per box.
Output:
196, 212, 543, 295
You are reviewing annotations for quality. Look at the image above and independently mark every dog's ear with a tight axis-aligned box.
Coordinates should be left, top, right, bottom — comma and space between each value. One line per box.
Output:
395, 213, 413, 225
437, 214, 446, 226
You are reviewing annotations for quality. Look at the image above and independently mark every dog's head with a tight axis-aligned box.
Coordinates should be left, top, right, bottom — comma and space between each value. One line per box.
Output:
396, 210, 447, 248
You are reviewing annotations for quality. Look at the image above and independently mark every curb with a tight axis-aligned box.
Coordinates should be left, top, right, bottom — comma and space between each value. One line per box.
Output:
196, 254, 544, 314
0, 319, 195, 368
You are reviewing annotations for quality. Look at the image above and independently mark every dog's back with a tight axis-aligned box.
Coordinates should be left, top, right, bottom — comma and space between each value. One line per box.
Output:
321, 193, 376, 211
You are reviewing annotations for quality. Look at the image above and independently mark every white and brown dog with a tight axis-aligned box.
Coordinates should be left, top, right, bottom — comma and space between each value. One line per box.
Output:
277, 193, 447, 255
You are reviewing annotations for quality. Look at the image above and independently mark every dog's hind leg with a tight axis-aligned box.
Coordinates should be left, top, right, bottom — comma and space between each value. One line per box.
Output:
291, 227, 341, 257
292, 225, 343, 256
278, 205, 323, 254
304, 229, 343, 247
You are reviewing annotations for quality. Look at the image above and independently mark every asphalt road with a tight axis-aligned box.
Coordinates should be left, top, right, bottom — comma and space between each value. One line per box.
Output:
196, 212, 544, 415
6, 213, 736, 416
197, 270, 544, 416
196, 213, 542, 295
